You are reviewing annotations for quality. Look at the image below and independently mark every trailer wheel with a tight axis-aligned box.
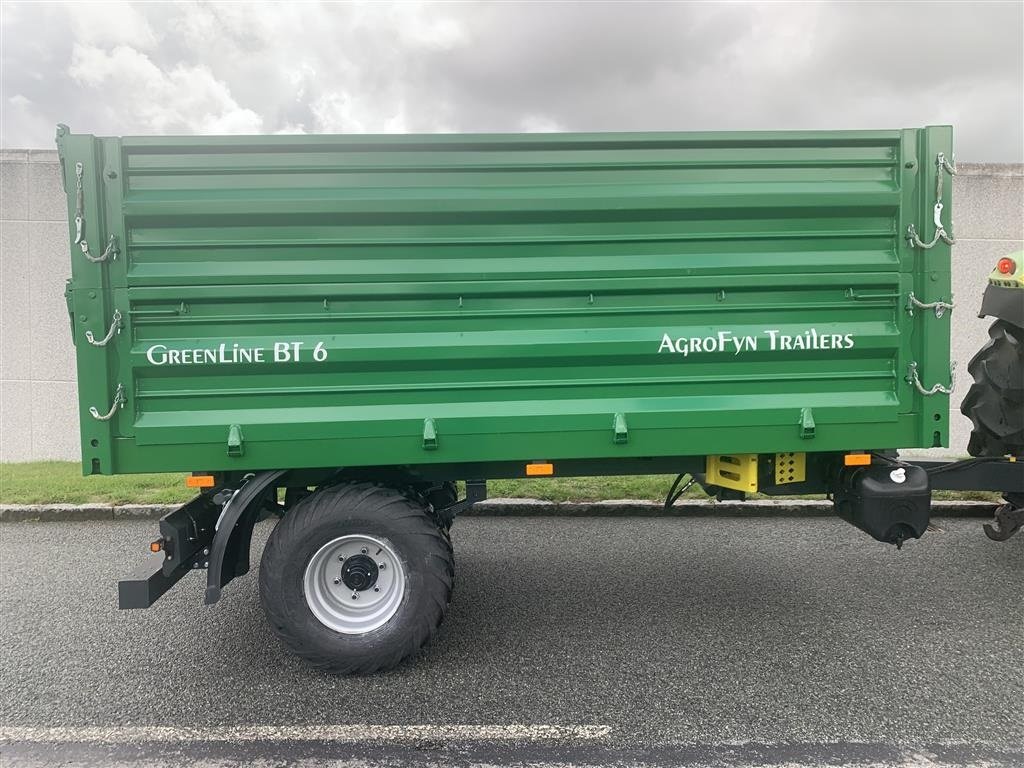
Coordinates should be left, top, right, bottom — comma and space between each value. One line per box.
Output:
259, 482, 453, 674
962, 320, 1024, 457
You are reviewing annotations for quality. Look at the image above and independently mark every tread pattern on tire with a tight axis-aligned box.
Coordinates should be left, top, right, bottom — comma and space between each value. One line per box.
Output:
259, 481, 454, 675
961, 320, 1024, 457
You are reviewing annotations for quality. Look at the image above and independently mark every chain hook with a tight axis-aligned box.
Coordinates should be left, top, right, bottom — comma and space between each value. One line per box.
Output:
89, 383, 126, 421
85, 309, 123, 347
907, 153, 957, 250
80, 234, 119, 264
906, 292, 954, 318
74, 162, 85, 244
73, 162, 120, 262
906, 361, 956, 396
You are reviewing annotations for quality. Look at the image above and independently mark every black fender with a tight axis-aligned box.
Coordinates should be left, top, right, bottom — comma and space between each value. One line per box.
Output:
979, 284, 1024, 330
205, 470, 287, 605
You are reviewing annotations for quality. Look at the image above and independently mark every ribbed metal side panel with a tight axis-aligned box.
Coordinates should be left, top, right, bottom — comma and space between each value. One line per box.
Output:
59, 129, 954, 473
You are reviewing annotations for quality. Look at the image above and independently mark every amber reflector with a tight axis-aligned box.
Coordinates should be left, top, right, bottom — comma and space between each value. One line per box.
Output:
844, 453, 872, 466
526, 463, 554, 476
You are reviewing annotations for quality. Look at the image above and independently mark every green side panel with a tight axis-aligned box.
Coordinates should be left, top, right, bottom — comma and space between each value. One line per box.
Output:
56, 127, 953, 475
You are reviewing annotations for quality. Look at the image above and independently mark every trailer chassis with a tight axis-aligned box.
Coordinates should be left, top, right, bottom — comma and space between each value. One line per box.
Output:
118, 453, 1023, 611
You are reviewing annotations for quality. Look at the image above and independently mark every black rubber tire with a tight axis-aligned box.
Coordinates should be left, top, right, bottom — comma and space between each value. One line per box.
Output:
961, 320, 1024, 457
259, 482, 454, 675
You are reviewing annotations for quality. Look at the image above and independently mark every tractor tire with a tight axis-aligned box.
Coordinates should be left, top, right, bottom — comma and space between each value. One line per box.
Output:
961, 320, 1024, 457
259, 482, 454, 674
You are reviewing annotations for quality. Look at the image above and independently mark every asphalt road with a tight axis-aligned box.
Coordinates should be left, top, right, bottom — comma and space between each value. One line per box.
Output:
0, 516, 1021, 767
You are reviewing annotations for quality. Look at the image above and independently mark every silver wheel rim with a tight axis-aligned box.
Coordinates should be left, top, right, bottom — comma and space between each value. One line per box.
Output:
302, 534, 406, 634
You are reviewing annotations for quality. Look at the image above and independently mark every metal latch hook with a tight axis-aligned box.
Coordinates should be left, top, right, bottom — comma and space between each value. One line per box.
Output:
906, 292, 954, 318
907, 153, 957, 250
74, 162, 84, 244
85, 309, 123, 347
80, 234, 119, 264
906, 361, 956, 396
73, 162, 119, 262
89, 383, 126, 421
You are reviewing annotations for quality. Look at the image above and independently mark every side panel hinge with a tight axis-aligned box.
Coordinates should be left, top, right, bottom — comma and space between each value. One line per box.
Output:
799, 407, 816, 440
227, 424, 244, 457
422, 418, 438, 450
613, 412, 628, 444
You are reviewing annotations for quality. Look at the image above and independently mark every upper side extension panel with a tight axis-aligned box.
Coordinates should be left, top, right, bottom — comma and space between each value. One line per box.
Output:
115, 130, 908, 288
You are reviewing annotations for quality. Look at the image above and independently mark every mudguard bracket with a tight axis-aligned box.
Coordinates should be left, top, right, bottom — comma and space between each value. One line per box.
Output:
205, 470, 287, 605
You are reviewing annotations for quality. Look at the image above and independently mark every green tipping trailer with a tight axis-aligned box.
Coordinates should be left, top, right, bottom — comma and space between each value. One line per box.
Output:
56, 125, 1023, 673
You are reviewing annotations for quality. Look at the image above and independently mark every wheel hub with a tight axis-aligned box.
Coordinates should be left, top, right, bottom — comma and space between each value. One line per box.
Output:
340, 554, 379, 591
303, 534, 406, 634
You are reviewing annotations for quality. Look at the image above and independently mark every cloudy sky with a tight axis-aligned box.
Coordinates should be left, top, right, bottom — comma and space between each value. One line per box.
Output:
2, 1, 1022, 160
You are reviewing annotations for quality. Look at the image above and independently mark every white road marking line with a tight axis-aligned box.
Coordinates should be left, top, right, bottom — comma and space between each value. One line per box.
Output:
0, 724, 612, 744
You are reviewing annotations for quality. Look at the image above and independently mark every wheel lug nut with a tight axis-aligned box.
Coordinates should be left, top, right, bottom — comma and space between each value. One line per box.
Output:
352, 592, 359, 600
333, 578, 340, 585
360, 548, 367, 554
379, 563, 386, 570
338, 555, 344, 561
374, 587, 380, 592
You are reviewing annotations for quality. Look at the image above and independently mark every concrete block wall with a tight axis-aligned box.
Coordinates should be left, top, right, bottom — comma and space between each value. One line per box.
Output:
1, 150, 80, 461
0, 151, 1021, 462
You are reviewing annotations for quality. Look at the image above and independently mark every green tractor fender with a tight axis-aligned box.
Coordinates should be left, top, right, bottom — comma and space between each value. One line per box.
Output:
977, 251, 1024, 329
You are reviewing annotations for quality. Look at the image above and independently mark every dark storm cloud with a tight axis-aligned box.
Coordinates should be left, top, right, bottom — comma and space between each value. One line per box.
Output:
1, 1, 1021, 160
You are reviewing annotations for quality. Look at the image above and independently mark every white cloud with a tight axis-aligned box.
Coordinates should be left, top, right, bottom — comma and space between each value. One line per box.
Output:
0, 1, 1021, 159
519, 115, 564, 133
2, 93, 52, 147
67, 44, 262, 135
64, 1, 159, 50
311, 91, 407, 134
393, 6, 465, 49
287, 63, 318, 101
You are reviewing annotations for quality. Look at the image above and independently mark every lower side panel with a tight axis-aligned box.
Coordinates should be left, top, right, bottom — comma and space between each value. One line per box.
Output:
104, 414, 926, 475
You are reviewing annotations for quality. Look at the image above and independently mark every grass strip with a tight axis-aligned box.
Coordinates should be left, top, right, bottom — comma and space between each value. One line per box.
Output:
0, 461, 1000, 506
